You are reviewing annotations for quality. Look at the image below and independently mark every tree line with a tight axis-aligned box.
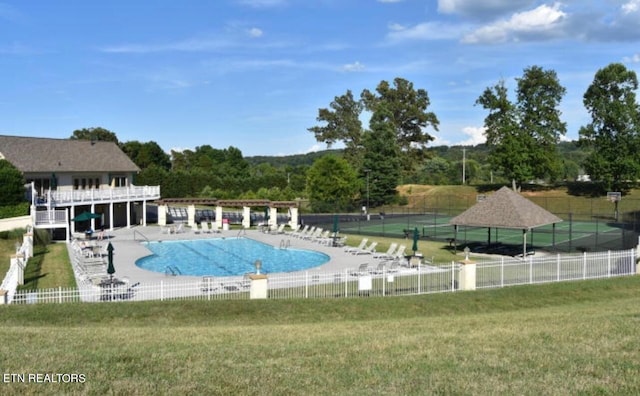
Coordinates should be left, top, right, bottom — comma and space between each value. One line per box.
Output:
57, 62, 640, 213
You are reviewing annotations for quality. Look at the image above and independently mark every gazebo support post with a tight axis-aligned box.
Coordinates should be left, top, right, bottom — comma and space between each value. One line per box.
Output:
522, 229, 527, 259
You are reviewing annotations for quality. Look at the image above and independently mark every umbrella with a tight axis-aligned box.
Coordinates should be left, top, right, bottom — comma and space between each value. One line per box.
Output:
72, 211, 101, 222
332, 214, 339, 234
107, 243, 115, 276
264, 207, 270, 222
412, 227, 420, 253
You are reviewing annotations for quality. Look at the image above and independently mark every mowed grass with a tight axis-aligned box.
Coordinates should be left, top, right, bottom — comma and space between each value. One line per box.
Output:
1, 276, 640, 395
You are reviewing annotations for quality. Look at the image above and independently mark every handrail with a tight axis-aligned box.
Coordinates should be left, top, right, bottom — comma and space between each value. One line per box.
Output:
133, 230, 150, 243
164, 265, 182, 276
236, 228, 246, 238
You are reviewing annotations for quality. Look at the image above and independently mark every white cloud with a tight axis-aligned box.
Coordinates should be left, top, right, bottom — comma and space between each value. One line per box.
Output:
458, 126, 486, 145
462, 3, 566, 44
247, 27, 263, 38
623, 53, 640, 63
386, 21, 466, 42
438, 0, 534, 19
342, 61, 365, 72
622, 0, 640, 14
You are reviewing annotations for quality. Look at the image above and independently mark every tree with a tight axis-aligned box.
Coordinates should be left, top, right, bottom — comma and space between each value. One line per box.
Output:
0, 160, 25, 206
579, 63, 640, 192
477, 66, 567, 190
121, 141, 171, 170
361, 77, 439, 171
476, 79, 529, 189
516, 66, 567, 181
361, 106, 402, 207
70, 127, 119, 144
306, 155, 359, 213
308, 90, 364, 167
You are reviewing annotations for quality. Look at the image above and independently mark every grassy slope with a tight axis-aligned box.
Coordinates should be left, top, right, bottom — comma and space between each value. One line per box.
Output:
1, 277, 639, 395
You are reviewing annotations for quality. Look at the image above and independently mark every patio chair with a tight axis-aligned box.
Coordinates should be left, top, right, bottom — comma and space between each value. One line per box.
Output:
344, 238, 368, 253
373, 243, 397, 259
349, 263, 370, 276
352, 241, 378, 255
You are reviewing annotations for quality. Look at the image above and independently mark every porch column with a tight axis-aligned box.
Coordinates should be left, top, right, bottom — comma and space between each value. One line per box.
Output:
126, 201, 131, 228
70, 206, 76, 235
269, 207, 278, 230
109, 202, 114, 231
90, 204, 96, 231
289, 207, 299, 230
158, 204, 167, 226
142, 200, 147, 226
187, 205, 196, 227
242, 207, 251, 229
215, 206, 223, 230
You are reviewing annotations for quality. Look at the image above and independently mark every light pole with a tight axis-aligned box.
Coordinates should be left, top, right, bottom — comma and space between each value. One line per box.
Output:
364, 169, 370, 220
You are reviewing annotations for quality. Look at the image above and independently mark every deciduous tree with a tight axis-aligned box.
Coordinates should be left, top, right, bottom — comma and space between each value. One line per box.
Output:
308, 90, 364, 167
306, 155, 359, 212
477, 66, 567, 190
70, 127, 119, 144
579, 63, 640, 192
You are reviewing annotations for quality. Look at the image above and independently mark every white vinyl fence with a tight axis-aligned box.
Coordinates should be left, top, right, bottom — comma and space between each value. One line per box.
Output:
9, 248, 638, 305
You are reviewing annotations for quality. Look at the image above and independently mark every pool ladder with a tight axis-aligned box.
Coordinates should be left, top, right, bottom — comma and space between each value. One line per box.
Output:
165, 265, 182, 276
279, 239, 291, 250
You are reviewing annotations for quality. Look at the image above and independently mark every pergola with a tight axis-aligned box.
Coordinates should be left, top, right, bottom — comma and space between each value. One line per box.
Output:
449, 187, 563, 258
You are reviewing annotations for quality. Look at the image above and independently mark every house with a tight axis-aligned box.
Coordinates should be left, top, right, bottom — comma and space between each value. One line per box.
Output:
0, 135, 161, 240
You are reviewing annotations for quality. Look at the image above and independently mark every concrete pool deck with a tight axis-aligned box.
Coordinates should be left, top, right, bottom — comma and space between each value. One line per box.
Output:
85, 225, 380, 284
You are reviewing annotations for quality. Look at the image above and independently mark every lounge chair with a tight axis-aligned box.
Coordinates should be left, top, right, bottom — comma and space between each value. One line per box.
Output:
392, 245, 407, 260
345, 238, 368, 253
202, 222, 211, 233
211, 222, 221, 233
292, 225, 309, 238
352, 241, 378, 255
286, 224, 302, 236
373, 243, 398, 259
349, 263, 370, 276
271, 224, 285, 234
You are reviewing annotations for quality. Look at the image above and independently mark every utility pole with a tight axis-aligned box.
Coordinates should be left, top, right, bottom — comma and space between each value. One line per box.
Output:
462, 147, 466, 185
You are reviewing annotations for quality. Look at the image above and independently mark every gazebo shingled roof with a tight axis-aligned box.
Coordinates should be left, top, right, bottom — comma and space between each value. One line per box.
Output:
450, 186, 562, 230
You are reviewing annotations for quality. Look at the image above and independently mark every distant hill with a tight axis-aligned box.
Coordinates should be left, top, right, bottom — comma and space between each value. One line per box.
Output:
245, 149, 343, 167
244, 141, 582, 169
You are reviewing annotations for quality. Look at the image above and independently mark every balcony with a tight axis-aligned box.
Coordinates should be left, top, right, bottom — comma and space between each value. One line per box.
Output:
42, 185, 161, 207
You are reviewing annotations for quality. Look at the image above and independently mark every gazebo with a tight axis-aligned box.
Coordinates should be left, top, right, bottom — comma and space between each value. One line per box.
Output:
449, 186, 563, 258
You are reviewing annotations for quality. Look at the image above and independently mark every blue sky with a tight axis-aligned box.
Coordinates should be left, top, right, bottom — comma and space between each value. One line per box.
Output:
1, 0, 639, 157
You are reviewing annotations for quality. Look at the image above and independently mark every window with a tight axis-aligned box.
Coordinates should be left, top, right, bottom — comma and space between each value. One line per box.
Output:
73, 175, 101, 190
112, 176, 127, 187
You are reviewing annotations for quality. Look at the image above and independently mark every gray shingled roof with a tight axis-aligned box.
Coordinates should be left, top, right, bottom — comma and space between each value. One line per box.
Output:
450, 186, 562, 230
0, 135, 140, 173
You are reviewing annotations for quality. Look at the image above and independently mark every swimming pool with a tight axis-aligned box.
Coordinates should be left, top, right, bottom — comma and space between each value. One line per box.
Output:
135, 237, 330, 276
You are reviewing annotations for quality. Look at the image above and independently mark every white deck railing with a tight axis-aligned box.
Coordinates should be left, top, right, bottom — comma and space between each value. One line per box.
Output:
44, 185, 160, 207
34, 209, 68, 226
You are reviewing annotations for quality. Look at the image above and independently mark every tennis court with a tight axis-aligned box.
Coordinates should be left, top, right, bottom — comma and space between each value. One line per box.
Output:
337, 212, 629, 253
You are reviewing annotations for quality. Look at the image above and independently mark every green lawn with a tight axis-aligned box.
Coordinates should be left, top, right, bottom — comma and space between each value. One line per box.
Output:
1, 276, 639, 395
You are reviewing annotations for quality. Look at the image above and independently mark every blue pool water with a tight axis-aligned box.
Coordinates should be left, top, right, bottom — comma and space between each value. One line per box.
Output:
136, 238, 330, 276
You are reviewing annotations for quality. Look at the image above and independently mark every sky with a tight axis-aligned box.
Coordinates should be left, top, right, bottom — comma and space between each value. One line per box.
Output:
1, 0, 639, 157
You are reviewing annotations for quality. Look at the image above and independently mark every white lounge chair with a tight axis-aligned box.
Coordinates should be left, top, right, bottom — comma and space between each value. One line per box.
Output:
345, 238, 368, 253
373, 243, 397, 259
352, 241, 378, 255
349, 263, 370, 276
